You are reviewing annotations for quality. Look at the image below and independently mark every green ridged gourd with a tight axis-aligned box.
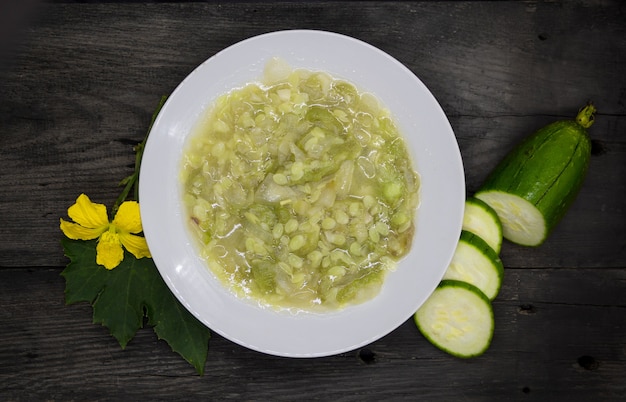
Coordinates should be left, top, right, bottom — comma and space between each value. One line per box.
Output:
475, 104, 595, 246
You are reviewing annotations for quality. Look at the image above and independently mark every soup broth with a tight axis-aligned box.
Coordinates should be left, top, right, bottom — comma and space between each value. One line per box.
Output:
181, 60, 419, 311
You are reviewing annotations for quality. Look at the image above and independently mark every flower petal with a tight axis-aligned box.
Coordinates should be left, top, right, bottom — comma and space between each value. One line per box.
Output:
68, 194, 109, 229
120, 232, 152, 259
96, 231, 124, 270
113, 201, 143, 234
60, 218, 106, 240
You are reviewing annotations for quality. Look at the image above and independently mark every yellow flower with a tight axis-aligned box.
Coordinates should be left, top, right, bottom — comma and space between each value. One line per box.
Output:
60, 194, 152, 269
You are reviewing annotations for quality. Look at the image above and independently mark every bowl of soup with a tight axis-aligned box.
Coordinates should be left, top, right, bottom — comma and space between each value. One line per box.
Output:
139, 30, 464, 357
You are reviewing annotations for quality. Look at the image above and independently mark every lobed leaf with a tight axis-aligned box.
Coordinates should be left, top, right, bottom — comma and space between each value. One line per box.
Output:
61, 238, 210, 374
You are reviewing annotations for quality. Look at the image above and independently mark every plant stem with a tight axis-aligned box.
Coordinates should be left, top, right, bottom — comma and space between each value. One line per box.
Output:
575, 102, 596, 129
113, 95, 168, 214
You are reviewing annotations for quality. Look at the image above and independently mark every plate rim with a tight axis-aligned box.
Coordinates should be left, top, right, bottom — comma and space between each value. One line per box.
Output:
139, 29, 465, 357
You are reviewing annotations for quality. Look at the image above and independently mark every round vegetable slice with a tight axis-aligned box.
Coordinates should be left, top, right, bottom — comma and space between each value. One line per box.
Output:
414, 280, 494, 358
475, 104, 594, 247
462, 197, 503, 254
442, 231, 503, 300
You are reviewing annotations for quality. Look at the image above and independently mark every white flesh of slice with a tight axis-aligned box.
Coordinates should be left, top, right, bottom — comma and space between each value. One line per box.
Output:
476, 191, 546, 246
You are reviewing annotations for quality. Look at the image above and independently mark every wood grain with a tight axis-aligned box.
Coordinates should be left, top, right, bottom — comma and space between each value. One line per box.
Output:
0, 1, 625, 400
1, 1, 624, 268
0, 267, 624, 399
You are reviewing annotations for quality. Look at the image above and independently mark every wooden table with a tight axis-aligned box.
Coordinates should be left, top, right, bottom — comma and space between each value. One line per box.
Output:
1, 1, 625, 399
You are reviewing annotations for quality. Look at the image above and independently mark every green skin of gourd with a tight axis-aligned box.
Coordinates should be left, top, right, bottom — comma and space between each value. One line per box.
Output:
447, 231, 504, 300
414, 279, 494, 358
477, 104, 594, 242
459, 230, 504, 281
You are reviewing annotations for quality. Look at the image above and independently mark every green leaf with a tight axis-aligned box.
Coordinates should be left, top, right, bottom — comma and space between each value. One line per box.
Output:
61, 238, 210, 374
61, 238, 109, 304
145, 274, 211, 375
91, 255, 148, 349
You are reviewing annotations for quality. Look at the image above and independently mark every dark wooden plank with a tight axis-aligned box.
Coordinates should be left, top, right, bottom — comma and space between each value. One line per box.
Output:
0, 1, 625, 398
0, 267, 624, 399
1, 1, 624, 269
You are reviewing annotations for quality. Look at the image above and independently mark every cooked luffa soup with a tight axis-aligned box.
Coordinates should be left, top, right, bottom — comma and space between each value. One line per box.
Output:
181, 60, 420, 311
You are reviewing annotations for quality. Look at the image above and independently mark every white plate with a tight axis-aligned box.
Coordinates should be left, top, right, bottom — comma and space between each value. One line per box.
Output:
139, 30, 464, 357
